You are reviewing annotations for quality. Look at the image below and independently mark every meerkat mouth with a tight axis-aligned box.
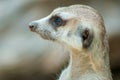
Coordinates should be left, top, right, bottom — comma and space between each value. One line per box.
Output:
36, 30, 55, 41
29, 24, 55, 41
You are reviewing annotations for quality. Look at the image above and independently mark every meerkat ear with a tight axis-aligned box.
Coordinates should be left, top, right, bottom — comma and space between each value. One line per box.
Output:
81, 28, 93, 48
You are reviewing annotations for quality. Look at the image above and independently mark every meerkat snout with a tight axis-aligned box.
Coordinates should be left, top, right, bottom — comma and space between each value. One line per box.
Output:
29, 22, 38, 31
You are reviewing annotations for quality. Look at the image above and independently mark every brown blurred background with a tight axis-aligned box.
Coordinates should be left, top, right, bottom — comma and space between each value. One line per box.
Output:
0, 0, 120, 80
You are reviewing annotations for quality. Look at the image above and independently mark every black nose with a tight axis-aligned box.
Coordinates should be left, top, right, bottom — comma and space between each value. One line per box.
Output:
29, 22, 38, 31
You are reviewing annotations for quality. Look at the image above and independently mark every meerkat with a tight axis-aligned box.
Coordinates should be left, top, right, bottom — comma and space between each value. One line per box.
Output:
29, 5, 113, 80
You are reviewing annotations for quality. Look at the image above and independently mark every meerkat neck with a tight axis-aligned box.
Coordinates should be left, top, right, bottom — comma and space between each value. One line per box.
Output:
67, 47, 112, 80
69, 50, 92, 73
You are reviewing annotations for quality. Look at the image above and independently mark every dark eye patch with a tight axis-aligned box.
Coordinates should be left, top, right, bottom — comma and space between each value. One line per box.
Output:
49, 16, 66, 28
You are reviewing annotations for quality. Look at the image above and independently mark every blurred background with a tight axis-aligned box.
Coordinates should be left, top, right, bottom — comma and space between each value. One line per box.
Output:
0, 0, 120, 80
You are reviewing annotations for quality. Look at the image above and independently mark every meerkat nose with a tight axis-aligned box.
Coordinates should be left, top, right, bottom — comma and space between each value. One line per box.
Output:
29, 22, 38, 31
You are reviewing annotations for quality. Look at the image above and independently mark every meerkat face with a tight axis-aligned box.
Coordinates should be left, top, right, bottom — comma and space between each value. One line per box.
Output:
29, 5, 103, 51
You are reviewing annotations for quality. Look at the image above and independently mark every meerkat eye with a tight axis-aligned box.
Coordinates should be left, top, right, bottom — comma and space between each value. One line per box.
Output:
50, 16, 63, 27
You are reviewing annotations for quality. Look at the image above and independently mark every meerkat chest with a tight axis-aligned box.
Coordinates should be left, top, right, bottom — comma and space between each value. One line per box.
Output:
58, 68, 102, 80
73, 74, 101, 80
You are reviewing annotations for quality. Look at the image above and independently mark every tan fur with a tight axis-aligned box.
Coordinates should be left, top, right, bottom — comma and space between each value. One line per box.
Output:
29, 5, 113, 80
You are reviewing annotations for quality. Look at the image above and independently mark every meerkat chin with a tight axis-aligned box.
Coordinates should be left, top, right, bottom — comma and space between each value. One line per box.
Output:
29, 5, 113, 80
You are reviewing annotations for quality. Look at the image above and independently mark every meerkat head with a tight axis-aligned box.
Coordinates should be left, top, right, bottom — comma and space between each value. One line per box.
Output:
29, 5, 106, 52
